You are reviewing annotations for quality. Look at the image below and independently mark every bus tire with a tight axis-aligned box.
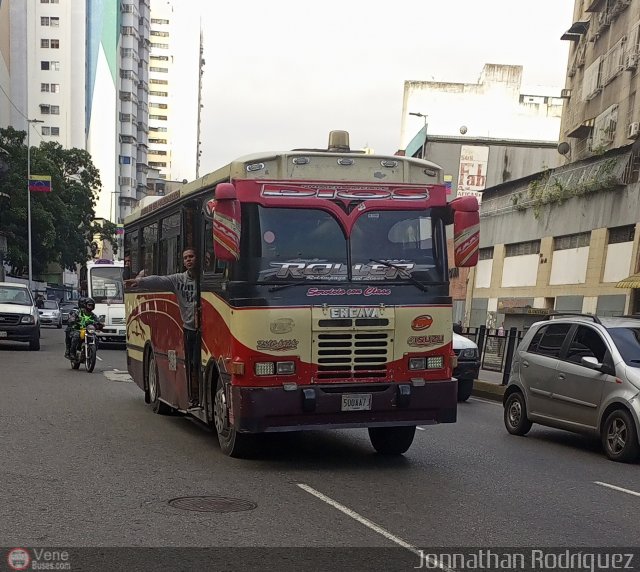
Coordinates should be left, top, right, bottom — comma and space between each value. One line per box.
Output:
213, 376, 255, 458
368, 425, 416, 455
146, 351, 172, 415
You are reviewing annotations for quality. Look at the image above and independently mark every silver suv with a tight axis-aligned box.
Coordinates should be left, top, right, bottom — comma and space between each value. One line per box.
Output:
503, 313, 640, 462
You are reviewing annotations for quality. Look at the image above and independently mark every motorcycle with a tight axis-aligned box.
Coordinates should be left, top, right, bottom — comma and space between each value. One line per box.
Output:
70, 323, 98, 372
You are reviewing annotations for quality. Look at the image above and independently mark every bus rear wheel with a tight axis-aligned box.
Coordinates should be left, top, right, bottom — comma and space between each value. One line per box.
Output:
368, 425, 416, 455
213, 377, 256, 458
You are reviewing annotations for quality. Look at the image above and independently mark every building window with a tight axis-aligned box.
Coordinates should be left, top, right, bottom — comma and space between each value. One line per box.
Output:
40, 104, 51, 114
505, 240, 540, 257
149, 138, 167, 144
149, 66, 168, 73
50, 84, 60, 93
150, 30, 169, 37
149, 114, 167, 120
150, 103, 168, 109
121, 26, 138, 37
50, 61, 60, 71
51, 39, 60, 49
479, 247, 494, 260
151, 18, 169, 24
41, 126, 50, 135
149, 126, 168, 132
119, 135, 135, 144
50, 105, 59, 115
151, 55, 169, 61
41, 17, 50, 25
553, 232, 590, 251
608, 225, 635, 244
149, 91, 168, 97
119, 156, 132, 165
150, 43, 169, 49
41, 83, 50, 92
41, 61, 50, 70
50, 17, 59, 27
120, 70, 135, 79
41, 39, 50, 48
150, 79, 168, 85
51, 127, 60, 136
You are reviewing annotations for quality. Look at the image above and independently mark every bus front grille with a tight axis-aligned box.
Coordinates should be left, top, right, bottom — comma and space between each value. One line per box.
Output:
314, 332, 390, 380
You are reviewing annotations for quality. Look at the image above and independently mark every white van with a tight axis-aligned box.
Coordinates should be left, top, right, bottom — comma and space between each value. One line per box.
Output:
453, 332, 480, 401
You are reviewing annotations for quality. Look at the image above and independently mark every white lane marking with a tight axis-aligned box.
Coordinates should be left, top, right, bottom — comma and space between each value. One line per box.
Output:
595, 481, 640, 498
96, 355, 103, 361
416, 426, 425, 431
297, 483, 452, 571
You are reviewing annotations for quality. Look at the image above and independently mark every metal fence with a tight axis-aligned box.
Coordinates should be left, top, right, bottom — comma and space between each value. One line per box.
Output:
462, 326, 524, 385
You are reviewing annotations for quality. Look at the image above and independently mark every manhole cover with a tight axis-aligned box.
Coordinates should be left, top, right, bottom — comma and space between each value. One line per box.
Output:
168, 496, 257, 513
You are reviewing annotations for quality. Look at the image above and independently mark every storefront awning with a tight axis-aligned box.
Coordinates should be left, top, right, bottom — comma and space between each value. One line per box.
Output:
616, 273, 640, 289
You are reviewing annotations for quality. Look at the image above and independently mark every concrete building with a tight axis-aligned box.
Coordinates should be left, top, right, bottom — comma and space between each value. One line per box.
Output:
464, 144, 640, 330
560, 0, 640, 160
147, 0, 202, 183
0, 0, 151, 224
399, 64, 564, 152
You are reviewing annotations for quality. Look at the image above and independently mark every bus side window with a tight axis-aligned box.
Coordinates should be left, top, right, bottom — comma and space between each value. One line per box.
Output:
124, 229, 139, 277
141, 223, 158, 275
159, 213, 181, 275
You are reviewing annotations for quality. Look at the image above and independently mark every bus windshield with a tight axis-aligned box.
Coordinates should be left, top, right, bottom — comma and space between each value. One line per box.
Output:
90, 267, 124, 304
241, 205, 446, 284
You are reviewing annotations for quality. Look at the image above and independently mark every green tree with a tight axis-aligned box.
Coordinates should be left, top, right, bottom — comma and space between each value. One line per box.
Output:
0, 126, 117, 277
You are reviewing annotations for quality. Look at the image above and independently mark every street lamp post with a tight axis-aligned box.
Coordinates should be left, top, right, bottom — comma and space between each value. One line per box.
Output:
27, 119, 44, 293
409, 112, 428, 160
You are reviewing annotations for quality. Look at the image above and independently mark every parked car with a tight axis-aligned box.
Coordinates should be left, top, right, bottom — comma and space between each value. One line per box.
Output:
38, 300, 62, 328
60, 302, 78, 325
0, 282, 40, 350
453, 332, 480, 402
503, 313, 640, 462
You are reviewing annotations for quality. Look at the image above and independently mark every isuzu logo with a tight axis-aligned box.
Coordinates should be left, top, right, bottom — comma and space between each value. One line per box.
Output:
329, 307, 381, 319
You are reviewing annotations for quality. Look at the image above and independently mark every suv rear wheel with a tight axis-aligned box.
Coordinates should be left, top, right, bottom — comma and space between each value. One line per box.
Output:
504, 391, 532, 435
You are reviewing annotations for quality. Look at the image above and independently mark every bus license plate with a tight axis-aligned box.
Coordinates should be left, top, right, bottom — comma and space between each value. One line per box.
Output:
341, 394, 372, 411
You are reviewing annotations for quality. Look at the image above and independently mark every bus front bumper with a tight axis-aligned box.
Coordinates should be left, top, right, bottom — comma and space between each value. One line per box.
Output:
230, 381, 457, 433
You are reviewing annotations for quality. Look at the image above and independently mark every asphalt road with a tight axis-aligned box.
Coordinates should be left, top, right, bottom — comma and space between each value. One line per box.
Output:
1, 328, 639, 560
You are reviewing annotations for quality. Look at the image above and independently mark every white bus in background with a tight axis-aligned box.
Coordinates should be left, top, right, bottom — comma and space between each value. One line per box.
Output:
85, 259, 125, 343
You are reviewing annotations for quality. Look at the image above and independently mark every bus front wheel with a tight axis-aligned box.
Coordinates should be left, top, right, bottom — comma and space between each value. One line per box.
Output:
213, 377, 256, 458
368, 425, 416, 455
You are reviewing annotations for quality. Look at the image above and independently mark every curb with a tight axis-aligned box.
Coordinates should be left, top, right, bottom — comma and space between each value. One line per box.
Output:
472, 380, 505, 403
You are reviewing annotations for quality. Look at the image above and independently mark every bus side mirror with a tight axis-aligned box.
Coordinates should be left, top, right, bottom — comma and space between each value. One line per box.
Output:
212, 183, 241, 262
449, 196, 479, 268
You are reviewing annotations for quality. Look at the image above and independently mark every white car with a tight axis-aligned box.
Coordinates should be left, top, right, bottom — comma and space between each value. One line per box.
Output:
453, 332, 480, 402
0, 282, 40, 350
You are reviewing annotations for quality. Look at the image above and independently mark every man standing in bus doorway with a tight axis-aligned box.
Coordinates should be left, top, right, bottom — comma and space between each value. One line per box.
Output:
124, 248, 201, 408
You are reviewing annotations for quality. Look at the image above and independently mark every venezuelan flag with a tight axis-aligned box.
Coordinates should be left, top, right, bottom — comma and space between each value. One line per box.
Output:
29, 175, 52, 193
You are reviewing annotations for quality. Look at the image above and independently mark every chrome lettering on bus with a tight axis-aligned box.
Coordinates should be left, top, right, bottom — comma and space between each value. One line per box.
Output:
261, 186, 430, 201
329, 307, 382, 319
270, 262, 415, 280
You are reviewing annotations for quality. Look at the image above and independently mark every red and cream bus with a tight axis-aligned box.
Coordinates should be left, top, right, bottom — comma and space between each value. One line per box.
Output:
123, 131, 479, 457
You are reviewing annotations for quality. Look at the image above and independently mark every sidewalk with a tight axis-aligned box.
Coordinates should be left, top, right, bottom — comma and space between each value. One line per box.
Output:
472, 367, 506, 402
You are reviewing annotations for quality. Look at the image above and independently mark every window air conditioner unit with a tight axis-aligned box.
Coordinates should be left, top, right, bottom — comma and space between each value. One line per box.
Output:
628, 121, 640, 139
625, 52, 638, 70
561, 88, 572, 98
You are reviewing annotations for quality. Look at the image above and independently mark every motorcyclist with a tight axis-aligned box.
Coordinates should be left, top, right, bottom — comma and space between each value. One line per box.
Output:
64, 297, 103, 359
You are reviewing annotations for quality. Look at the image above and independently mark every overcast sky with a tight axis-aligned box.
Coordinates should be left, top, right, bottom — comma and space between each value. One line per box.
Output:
195, 0, 575, 173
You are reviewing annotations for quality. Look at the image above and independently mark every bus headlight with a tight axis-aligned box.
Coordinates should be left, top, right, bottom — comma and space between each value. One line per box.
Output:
409, 357, 426, 371
276, 361, 295, 375
427, 356, 444, 369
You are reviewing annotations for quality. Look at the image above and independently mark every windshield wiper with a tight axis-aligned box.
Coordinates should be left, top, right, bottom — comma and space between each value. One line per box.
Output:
369, 259, 429, 292
268, 281, 349, 293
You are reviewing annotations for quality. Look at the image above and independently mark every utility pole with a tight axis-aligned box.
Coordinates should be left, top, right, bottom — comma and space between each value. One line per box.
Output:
27, 119, 44, 293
